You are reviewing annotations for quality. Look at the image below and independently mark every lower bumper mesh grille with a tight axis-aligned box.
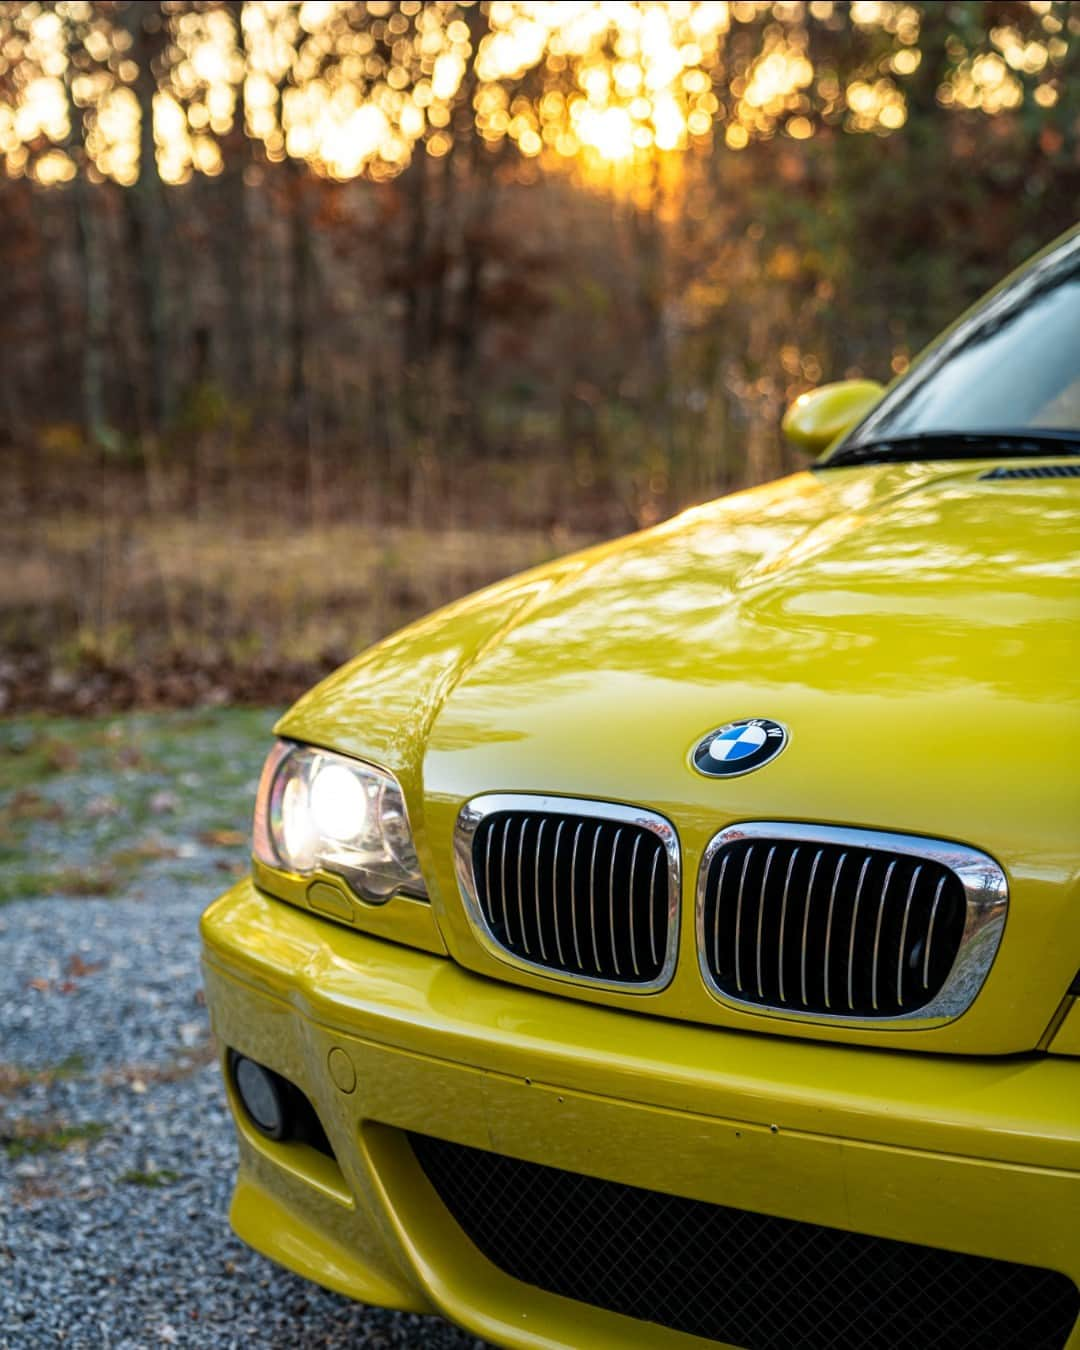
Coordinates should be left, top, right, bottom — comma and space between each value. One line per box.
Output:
409, 1132, 1079, 1350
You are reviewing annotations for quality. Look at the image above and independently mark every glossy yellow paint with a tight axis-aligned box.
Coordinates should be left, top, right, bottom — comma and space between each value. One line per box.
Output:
272, 458, 1080, 1057
205, 352, 1080, 1340
780, 379, 884, 454
250, 858, 447, 956
202, 881, 1080, 1349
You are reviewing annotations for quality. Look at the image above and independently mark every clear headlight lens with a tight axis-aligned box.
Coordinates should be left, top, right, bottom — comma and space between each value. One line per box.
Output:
253, 741, 426, 903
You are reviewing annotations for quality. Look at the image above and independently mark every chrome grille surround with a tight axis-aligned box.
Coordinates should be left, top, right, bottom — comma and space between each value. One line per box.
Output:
454, 794, 680, 994
696, 822, 1008, 1029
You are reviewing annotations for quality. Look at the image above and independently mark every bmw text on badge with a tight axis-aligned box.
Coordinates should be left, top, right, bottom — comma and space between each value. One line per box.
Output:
692, 719, 789, 778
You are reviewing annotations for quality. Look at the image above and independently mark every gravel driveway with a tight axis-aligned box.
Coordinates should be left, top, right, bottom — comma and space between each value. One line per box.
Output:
0, 711, 487, 1349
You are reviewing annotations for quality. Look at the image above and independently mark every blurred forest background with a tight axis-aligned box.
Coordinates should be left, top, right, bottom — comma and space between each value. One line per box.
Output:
1, 0, 1078, 713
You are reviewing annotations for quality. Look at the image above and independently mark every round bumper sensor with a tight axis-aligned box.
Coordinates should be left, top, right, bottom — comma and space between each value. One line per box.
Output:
327, 1046, 356, 1094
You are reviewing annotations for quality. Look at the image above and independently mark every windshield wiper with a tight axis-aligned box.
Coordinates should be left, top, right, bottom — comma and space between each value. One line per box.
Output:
823, 430, 1080, 469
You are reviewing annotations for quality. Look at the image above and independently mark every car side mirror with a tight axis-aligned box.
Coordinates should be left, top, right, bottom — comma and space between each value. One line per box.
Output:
781, 379, 884, 456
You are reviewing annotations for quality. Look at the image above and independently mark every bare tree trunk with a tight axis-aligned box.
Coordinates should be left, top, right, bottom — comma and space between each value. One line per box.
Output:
427, 150, 452, 359
447, 2, 491, 449
62, 54, 109, 445
121, 0, 173, 434
74, 179, 111, 445
453, 156, 485, 386
218, 0, 254, 398
0, 372, 20, 447
29, 187, 77, 423
401, 150, 429, 375
284, 153, 311, 448
0, 182, 26, 441
629, 160, 670, 413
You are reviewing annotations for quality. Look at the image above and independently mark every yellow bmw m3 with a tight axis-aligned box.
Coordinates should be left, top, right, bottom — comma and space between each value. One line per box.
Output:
201, 227, 1080, 1350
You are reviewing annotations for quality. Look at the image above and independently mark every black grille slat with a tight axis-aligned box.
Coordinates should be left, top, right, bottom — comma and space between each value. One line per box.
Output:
981, 462, 1080, 480
702, 837, 967, 1018
472, 808, 669, 985
410, 1133, 1080, 1350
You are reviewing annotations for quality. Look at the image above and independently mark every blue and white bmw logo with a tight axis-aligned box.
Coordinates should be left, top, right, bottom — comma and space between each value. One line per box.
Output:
691, 718, 788, 778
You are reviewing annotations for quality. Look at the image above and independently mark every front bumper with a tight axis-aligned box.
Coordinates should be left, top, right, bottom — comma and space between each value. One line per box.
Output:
201, 880, 1080, 1350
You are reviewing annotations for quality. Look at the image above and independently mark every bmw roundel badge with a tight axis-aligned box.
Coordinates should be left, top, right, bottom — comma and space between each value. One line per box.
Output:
691, 718, 789, 778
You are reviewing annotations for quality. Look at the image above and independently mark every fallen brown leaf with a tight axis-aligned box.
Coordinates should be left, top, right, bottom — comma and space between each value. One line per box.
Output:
45, 741, 80, 773
5, 790, 66, 823
200, 828, 246, 847
65, 954, 104, 979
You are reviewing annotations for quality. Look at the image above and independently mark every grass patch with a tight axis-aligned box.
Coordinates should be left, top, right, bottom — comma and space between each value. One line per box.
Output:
0, 707, 272, 906
2, 789, 67, 824
48, 1053, 88, 1079
119, 1167, 182, 1188
0, 1067, 33, 1096
107, 840, 180, 870
0, 724, 94, 793
0, 865, 123, 904
1, 1118, 107, 1159
0, 1053, 87, 1096
0, 869, 79, 905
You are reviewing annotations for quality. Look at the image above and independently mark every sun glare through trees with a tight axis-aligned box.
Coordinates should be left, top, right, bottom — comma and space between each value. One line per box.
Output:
1, 2, 1072, 187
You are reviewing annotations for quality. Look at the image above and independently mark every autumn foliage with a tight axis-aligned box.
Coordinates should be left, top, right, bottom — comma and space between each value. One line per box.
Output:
0, 1, 1078, 710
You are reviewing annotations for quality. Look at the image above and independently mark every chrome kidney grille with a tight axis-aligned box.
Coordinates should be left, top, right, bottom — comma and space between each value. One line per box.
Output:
696, 823, 1008, 1026
454, 795, 680, 992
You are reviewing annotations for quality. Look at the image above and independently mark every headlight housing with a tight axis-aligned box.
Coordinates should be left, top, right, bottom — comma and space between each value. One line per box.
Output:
253, 741, 426, 903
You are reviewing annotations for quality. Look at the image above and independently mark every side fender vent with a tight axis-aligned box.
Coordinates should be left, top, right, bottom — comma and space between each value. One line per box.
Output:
980, 463, 1080, 480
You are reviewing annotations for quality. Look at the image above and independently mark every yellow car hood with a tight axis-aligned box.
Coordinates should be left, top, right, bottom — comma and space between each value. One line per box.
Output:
281, 461, 1080, 1053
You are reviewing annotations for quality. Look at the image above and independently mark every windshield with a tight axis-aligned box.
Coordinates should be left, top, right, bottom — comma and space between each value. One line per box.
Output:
836, 228, 1080, 457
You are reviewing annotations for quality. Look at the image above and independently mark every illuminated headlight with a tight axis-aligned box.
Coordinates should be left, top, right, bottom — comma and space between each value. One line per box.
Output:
253, 741, 426, 903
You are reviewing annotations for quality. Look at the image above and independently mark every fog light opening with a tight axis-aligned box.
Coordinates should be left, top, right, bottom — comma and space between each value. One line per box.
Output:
230, 1052, 290, 1141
